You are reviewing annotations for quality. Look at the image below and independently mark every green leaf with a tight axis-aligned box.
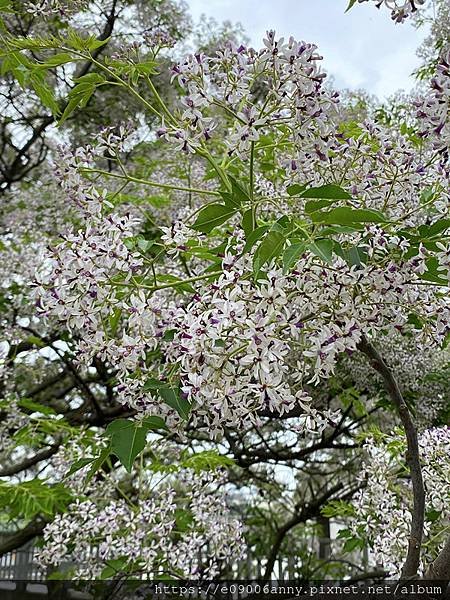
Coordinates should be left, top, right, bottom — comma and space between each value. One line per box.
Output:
220, 191, 239, 209
58, 73, 106, 126
175, 508, 194, 532
143, 377, 171, 391
339, 385, 361, 410
106, 419, 148, 473
338, 120, 364, 139
242, 225, 269, 254
137, 238, 154, 253
313, 207, 387, 225
286, 183, 307, 196
0, 480, 72, 519
299, 184, 352, 200
346, 245, 366, 266
407, 313, 423, 329
159, 388, 191, 420
420, 257, 448, 286
426, 509, 441, 523
64, 457, 95, 479
345, 0, 358, 12
273, 215, 293, 233
343, 537, 364, 552
220, 178, 249, 209
283, 242, 306, 273
309, 239, 334, 263
66, 29, 110, 52
36, 53, 74, 69
129, 61, 158, 85
2, 54, 32, 86
30, 73, 60, 116
85, 443, 111, 483
100, 557, 129, 579
58, 96, 86, 126
18, 398, 56, 416
428, 218, 450, 237
230, 176, 251, 203
340, 245, 367, 268
25, 334, 46, 348
142, 378, 191, 420
181, 450, 235, 473
47, 571, 73, 581
253, 230, 286, 273
442, 331, 450, 350
420, 271, 448, 286
141, 416, 169, 431
337, 528, 352, 540
0, 0, 12, 12
242, 209, 255, 237
322, 500, 356, 518
191, 203, 237, 233
305, 199, 335, 213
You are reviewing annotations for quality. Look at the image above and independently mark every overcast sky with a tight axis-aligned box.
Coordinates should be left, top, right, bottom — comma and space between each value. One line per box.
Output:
187, 0, 427, 100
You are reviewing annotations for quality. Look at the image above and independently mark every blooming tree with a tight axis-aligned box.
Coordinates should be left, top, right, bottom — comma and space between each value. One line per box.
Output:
0, 0, 449, 584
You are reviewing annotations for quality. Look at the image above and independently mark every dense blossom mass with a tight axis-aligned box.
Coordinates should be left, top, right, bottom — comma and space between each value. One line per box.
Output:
38, 466, 243, 578
0, 0, 449, 584
350, 427, 450, 575
32, 27, 450, 436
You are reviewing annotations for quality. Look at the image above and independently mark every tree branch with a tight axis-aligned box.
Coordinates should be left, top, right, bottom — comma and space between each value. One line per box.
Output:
262, 482, 344, 580
0, 444, 61, 477
358, 335, 425, 578
0, 518, 48, 556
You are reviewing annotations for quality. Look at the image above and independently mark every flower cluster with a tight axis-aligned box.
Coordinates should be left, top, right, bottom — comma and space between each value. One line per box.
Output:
416, 0, 450, 69
162, 227, 448, 435
36, 212, 142, 327
35, 144, 450, 436
160, 220, 203, 256
34, 148, 164, 413
93, 123, 140, 157
415, 49, 450, 151
33, 207, 172, 415
25, 0, 88, 18
0, 393, 28, 456
357, 0, 426, 22
37, 468, 243, 579
161, 31, 336, 158
0, 170, 80, 346
303, 121, 448, 221
350, 427, 450, 575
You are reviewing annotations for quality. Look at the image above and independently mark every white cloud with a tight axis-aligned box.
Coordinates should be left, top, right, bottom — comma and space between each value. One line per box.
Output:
186, 0, 427, 99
